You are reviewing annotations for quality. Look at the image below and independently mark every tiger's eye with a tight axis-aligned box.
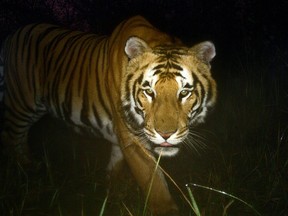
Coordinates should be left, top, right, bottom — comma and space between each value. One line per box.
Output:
180, 90, 189, 97
146, 89, 153, 94
144, 89, 154, 97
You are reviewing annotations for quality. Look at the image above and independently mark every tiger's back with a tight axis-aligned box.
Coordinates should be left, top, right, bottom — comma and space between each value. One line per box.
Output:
3, 24, 115, 141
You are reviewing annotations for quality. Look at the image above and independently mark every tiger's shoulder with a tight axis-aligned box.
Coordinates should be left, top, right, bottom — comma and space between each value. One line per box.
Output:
109, 16, 182, 51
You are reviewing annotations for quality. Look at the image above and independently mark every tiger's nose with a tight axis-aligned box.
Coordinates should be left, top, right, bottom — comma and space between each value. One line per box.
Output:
157, 130, 176, 140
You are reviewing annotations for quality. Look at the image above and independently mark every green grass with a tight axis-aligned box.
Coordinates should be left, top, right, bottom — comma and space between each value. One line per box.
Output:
0, 51, 287, 215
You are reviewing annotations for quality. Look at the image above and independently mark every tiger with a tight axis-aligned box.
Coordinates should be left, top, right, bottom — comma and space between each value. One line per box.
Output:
1, 15, 217, 215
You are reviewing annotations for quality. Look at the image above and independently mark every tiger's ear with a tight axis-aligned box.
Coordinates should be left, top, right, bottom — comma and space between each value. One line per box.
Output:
191, 41, 216, 63
125, 37, 150, 59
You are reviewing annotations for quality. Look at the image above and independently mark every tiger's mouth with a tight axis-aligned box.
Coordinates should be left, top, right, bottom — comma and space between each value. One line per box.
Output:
144, 128, 187, 156
159, 142, 174, 147
152, 142, 180, 156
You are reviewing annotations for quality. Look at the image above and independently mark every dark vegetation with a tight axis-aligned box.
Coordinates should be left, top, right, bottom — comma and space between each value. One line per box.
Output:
0, 0, 288, 215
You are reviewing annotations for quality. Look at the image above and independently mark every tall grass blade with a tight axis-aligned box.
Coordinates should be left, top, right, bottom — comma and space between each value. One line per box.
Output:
99, 195, 108, 216
57, 203, 63, 216
122, 202, 134, 216
187, 183, 262, 216
42, 142, 54, 186
186, 185, 201, 216
142, 150, 163, 216
49, 189, 59, 207
223, 200, 234, 216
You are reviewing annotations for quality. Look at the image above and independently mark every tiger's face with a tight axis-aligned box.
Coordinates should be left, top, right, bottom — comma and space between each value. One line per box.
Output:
122, 37, 216, 156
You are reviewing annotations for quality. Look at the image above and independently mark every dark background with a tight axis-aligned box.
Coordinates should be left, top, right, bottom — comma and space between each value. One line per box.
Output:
1, 0, 288, 55
0, 0, 288, 215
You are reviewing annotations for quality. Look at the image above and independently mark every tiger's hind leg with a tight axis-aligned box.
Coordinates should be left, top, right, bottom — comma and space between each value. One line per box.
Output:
1, 93, 47, 166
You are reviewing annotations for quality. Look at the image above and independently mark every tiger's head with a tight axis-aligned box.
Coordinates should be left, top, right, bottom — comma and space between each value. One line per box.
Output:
121, 37, 216, 156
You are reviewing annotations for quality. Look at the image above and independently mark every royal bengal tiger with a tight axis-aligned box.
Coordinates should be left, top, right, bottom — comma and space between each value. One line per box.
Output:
1, 16, 216, 215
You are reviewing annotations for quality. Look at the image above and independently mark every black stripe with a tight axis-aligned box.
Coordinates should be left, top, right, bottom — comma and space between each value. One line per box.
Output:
124, 109, 141, 130
62, 102, 73, 124
122, 104, 131, 113
195, 70, 214, 106
198, 82, 205, 102
61, 34, 84, 81
132, 81, 138, 102
5, 106, 34, 123
189, 75, 203, 113
8, 68, 36, 116
135, 106, 143, 116
136, 73, 143, 84
174, 72, 185, 78
153, 70, 162, 76
78, 40, 90, 94
35, 24, 60, 62
80, 75, 91, 127
11, 28, 27, 112
100, 39, 112, 119
184, 83, 193, 88
125, 74, 133, 101
94, 42, 111, 119
61, 35, 89, 119
137, 94, 143, 107
92, 104, 103, 128
205, 79, 214, 106
51, 64, 63, 116
194, 88, 200, 98
21, 24, 39, 63
24, 28, 34, 93
132, 74, 144, 102
152, 64, 165, 70
59, 41, 78, 81
76, 36, 94, 96
171, 62, 183, 71
48, 32, 80, 116
44, 31, 72, 76
190, 97, 198, 113
142, 81, 150, 87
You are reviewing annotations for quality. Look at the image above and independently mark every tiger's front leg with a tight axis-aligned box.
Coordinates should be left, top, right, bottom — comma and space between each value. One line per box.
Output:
116, 126, 179, 215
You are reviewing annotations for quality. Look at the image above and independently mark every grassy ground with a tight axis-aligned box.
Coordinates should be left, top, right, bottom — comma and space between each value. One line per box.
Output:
0, 44, 287, 216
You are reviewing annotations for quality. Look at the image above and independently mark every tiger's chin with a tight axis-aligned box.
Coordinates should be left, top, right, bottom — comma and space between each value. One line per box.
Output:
153, 144, 180, 156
